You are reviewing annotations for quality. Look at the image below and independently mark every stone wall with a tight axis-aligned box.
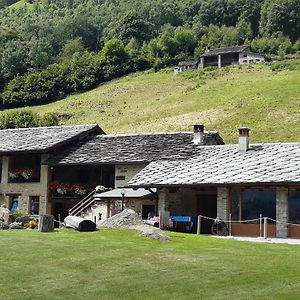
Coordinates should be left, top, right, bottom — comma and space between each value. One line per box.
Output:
125, 198, 156, 217
115, 164, 146, 188
157, 188, 198, 216
0, 154, 51, 215
276, 187, 288, 238
217, 187, 229, 221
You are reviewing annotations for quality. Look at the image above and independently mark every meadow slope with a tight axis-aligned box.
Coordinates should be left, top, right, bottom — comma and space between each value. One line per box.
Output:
5, 62, 300, 143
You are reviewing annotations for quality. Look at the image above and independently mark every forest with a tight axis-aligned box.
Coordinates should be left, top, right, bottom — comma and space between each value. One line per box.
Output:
0, 0, 299, 108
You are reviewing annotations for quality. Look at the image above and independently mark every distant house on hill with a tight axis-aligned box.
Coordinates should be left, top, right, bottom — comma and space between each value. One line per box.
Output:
200, 45, 265, 68
174, 60, 198, 74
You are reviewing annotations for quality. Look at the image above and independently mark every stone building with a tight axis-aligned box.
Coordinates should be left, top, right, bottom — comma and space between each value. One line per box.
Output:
0, 124, 103, 216
128, 128, 300, 238
45, 127, 224, 221
174, 60, 198, 74
200, 45, 265, 68
2, 122, 299, 239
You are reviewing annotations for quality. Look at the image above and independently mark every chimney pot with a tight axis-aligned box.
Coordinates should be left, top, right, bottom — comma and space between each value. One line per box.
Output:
238, 127, 250, 151
193, 124, 204, 145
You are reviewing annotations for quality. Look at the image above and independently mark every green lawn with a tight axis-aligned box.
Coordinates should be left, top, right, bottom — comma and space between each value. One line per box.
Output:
7, 62, 300, 143
1, 229, 300, 300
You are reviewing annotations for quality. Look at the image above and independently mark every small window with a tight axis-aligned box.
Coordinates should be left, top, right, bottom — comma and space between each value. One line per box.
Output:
30, 196, 40, 215
243, 60, 247, 63
249, 59, 253, 63
10, 196, 19, 211
243, 54, 247, 57
256, 59, 260, 62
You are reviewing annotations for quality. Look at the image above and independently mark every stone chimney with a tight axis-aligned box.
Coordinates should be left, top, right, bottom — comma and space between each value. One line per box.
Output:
193, 124, 204, 145
238, 127, 250, 151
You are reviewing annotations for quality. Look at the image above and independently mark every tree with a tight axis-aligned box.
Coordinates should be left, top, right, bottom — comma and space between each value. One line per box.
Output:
109, 10, 154, 44
260, 0, 300, 41
59, 37, 85, 63
174, 28, 197, 59
100, 38, 130, 79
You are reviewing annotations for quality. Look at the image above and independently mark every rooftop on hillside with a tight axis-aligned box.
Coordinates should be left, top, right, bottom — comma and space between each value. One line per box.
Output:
201, 45, 250, 57
128, 142, 300, 187
0, 124, 102, 154
44, 131, 224, 165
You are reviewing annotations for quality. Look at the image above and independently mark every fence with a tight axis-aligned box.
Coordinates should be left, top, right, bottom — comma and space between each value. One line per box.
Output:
197, 214, 300, 239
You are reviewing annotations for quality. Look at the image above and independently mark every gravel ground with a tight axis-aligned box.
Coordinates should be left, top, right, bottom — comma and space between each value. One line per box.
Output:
212, 235, 300, 245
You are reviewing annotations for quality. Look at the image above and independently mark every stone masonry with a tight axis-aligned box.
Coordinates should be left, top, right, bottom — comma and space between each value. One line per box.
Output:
276, 187, 288, 238
217, 187, 229, 221
0, 154, 51, 215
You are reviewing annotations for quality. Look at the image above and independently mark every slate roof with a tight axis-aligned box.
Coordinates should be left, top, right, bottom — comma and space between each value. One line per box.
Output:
178, 60, 198, 67
201, 45, 249, 57
0, 124, 102, 154
128, 143, 300, 187
45, 131, 224, 165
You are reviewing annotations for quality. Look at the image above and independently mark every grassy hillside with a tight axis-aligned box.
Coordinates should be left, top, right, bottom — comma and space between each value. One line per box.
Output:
5, 61, 300, 143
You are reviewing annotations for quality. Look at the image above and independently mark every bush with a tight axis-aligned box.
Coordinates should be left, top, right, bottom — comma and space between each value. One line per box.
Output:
39, 113, 60, 127
0, 110, 39, 129
271, 60, 300, 72
0, 110, 60, 129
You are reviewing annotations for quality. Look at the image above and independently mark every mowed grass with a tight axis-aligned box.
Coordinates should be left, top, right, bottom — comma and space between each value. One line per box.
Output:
1, 229, 300, 300
5, 62, 300, 143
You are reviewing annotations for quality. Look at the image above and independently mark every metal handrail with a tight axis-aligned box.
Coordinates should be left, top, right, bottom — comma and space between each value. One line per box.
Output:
68, 190, 96, 216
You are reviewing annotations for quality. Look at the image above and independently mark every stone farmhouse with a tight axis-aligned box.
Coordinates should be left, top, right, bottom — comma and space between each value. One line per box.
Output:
0, 125, 103, 216
1, 124, 299, 239
128, 128, 300, 238
174, 60, 198, 74
44, 126, 223, 221
200, 45, 265, 68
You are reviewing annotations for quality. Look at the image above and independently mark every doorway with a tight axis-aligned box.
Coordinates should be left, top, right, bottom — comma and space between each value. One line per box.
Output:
142, 205, 155, 219
197, 194, 217, 234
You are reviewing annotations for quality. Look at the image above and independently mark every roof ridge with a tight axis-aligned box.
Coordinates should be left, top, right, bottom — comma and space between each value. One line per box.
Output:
101, 131, 220, 137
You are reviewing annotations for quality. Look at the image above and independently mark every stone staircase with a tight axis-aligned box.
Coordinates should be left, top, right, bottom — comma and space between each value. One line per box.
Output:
68, 188, 109, 224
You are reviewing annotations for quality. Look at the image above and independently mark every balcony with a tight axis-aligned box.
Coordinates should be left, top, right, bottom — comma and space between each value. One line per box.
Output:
8, 154, 41, 183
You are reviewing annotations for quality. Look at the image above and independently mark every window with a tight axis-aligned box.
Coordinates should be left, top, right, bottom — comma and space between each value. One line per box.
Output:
243, 60, 247, 63
231, 188, 276, 221
289, 189, 300, 223
256, 59, 260, 62
9, 155, 41, 183
30, 196, 40, 215
243, 54, 247, 57
10, 196, 19, 211
242, 189, 276, 220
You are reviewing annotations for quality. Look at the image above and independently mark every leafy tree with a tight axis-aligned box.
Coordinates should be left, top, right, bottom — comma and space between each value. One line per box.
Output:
59, 37, 85, 63
260, 0, 300, 41
109, 10, 154, 44
100, 38, 130, 79
174, 28, 197, 59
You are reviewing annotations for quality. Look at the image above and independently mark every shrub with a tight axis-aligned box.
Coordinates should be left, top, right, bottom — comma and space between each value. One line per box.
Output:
0, 110, 39, 129
39, 113, 60, 127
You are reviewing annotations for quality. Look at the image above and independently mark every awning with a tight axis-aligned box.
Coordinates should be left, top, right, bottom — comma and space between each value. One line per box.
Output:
94, 188, 156, 199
